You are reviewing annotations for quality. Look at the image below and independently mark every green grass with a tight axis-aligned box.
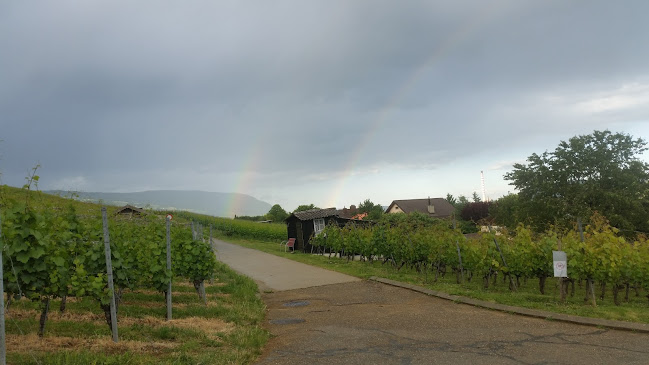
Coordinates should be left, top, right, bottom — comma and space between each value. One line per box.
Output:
11, 351, 144, 365
5, 262, 269, 364
217, 235, 649, 324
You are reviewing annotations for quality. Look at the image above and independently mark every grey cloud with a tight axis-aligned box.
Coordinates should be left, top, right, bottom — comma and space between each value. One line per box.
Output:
1, 0, 648, 202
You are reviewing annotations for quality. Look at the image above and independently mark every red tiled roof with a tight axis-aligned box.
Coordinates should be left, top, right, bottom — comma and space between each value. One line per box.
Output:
351, 212, 368, 220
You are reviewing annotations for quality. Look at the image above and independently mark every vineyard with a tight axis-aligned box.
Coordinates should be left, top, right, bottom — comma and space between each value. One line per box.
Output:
176, 212, 286, 242
0, 186, 268, 364
309, 212, 649, 307
175, 207, 649, 310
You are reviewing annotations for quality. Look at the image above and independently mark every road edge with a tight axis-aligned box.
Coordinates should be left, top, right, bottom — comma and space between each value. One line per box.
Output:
369, 276, 649, 334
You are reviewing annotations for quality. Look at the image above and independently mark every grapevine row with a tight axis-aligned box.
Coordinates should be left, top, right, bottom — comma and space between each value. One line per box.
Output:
177, 211, 286, 241
310, 213, 649, 305
0, 199, 217, 335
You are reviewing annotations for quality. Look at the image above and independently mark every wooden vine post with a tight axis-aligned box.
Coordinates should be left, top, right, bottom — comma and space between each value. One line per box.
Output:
558, 239, 567, 303
209, 225, 214, 284
452, 215, 464, 284
0, 214, 6, 365
166, 215, 173, 321
209, 225, 213, 251
101, 207, 119, 342
194, 222, 207, 304
578, 218, 597, 307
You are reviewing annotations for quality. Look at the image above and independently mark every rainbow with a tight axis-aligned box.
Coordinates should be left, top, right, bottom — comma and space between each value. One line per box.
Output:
225, 5, 501, 213
223, 132, 264, 217
325, 7, 497, 207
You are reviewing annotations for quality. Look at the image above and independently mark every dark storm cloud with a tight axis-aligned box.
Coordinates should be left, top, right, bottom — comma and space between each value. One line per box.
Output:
1, 0, 648, 195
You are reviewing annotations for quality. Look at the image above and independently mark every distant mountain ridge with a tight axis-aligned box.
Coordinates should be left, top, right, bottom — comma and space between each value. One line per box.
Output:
45, 190, 272, 218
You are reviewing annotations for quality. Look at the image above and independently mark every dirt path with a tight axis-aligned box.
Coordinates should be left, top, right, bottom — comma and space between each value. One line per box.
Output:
214, 240, 649, 364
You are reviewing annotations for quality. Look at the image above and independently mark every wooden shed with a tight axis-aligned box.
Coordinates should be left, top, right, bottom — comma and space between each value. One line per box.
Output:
285, 208, 354, 252
114, 205, 146, 218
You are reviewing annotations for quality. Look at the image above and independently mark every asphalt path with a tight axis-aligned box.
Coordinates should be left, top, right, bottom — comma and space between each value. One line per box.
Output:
213, 239, 649, 364
212, 239, 359, 291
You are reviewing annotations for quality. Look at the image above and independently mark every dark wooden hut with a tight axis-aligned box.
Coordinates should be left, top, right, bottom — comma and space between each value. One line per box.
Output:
285, 208, 363, 252
114, 204, 146, 218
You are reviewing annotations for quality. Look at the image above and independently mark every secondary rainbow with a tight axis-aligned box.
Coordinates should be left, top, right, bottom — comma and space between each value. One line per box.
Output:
325, 8, 495, 207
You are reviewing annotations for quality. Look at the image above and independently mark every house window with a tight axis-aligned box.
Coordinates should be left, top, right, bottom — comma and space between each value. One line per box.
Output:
314, 218, 325, 235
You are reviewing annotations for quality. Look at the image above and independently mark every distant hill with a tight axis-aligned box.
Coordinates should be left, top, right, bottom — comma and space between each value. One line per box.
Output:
45, 190, 272, 218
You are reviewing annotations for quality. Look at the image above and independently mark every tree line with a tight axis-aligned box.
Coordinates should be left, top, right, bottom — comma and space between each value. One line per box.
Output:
456, 130, 649, 236
235, 199, 385, 223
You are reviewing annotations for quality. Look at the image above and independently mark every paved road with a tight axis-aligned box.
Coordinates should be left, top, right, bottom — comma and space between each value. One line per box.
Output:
212, 239, 359, 291
214, 240, 649, 364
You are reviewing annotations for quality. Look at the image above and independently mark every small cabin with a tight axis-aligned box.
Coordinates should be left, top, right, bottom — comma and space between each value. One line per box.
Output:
285, 208, 367, 252
114, 205, 146, 218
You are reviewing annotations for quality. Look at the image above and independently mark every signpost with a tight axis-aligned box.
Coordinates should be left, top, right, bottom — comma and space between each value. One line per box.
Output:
552, 251, 568, 278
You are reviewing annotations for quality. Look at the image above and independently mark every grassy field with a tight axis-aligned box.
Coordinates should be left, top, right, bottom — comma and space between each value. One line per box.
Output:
217, 236, 649, 324
5, 261, 269, 364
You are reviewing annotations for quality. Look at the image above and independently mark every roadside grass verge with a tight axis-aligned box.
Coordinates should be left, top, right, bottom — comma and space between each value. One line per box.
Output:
5, 261, 269, 365
217, 236, 649, 324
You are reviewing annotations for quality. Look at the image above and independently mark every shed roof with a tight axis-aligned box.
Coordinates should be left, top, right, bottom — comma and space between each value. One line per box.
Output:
291, 207, 339, 221
386, 198, 455, 218
115, 204, 146, 215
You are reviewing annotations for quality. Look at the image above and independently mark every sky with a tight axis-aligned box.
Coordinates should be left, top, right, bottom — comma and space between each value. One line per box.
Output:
2, 0, 649, 215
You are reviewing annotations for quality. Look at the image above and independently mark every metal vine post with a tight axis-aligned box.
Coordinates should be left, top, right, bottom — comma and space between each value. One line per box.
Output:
488, 225, 517, 291
101, 207, 119, 342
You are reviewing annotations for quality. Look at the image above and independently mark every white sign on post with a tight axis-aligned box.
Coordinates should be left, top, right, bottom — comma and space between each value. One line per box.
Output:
553, 250, 567, 278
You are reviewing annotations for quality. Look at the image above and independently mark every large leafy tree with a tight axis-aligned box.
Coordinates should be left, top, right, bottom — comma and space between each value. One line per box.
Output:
293, 204, 319, 213
446, 193, 478, 233
357, 199, 384, 220
504, 130, 649, 232
266, 204, 288, 222
460, 201, 492, 223
489, 194, 521, 230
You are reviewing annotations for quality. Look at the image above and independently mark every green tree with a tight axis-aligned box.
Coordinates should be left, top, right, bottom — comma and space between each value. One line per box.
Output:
457, 195, 470, 206
472, 191, 481, 203
504, 130, 649, 232
460, 201, 492, 223
294, 204, 319, 213
489, 194, 522, 230
357, 199, 384, 220
449, 194, 477, 233
266, 204, 288, 222
445, 193, 457, 206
